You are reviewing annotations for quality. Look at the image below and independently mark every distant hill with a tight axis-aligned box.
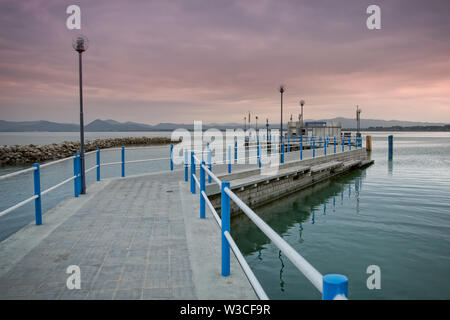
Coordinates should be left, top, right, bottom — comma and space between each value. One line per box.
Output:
0, 118, 448, 132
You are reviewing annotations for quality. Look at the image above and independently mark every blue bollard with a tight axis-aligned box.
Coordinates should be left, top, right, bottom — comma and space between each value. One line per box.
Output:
121, 146, 125, 177
190, 152, 196, 194
313, 136, 316, 158
221, 181, 231, 276
323, 274, 348, 300
388, 135, 393, 158
73, 153, 79, 197
228, 145, 231, 173
33, 163, 42, 225
170, 144, 174, 171
96, 148, 100, 181
200, 161, 205, 219
281, 136, 285, 164
300, 137, 303, 160
324, 137, 327, 156
334, 136, 336, 154
234, 140, 238, 163
184, 149, 188, 182
349, 136, 351, 151
258, 143, 261, 168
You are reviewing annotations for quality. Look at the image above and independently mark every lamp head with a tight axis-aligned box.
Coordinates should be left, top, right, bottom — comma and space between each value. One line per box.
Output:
300, 99, 305, 107
72, 35, 89, 53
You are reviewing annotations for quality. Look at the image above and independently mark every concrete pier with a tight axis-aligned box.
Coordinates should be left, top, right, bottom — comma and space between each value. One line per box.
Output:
0, 143, 370, 300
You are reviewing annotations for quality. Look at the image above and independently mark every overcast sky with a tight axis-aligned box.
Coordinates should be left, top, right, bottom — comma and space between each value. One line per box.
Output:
0, 0, 449, 124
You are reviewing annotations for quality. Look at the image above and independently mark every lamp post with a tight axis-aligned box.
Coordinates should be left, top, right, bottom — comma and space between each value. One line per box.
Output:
244, 116, 246, 131
266, 118, 269, 143
255, 116, 258, 132
72, 35, 89, 195
279, 86, 285, 160
356, 105, 361, 138
299, 99, 305, 137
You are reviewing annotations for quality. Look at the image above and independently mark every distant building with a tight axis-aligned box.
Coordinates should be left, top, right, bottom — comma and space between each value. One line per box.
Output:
287, 120, 341, 138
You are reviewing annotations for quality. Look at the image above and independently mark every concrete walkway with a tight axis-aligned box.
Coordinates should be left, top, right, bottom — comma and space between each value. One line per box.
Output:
0, 169, 256, 300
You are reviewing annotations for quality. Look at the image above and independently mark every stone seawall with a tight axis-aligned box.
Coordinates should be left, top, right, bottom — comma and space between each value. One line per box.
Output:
207, 149, 372, 217
0, 137, 180, 166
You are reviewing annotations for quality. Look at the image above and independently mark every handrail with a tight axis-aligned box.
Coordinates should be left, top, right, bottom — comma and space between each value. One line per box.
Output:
224, 186, 324, 293
41, 175, 77, 196
0, 195, 38, 218
0, 166, 36, 180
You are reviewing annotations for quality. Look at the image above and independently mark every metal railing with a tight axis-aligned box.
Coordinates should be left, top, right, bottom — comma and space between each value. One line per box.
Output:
0, 144, 175, 224
188, 139, 354, 300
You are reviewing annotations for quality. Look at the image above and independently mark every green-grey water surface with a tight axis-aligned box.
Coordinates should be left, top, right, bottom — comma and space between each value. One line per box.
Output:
232, 132, 450, 299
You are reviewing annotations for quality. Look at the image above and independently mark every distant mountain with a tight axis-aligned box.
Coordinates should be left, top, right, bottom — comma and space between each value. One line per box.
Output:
0, 118, 447, 132
0, 120, 79, 132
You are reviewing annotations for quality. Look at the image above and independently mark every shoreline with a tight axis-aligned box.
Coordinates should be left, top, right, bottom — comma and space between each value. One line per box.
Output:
0, 136, 179, 166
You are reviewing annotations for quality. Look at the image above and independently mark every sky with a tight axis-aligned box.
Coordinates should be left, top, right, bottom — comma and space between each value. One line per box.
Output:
0, 0, 449, 125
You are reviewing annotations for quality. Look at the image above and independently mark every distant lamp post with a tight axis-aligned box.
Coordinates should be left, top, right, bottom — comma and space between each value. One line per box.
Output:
255, 116, 258, 132
266, 118, 269, 142
356, 105, 362, 138
72, 35, 89, 195
279, 85, 285, 142
244, 116, 246, 131
300, 99, 305, 136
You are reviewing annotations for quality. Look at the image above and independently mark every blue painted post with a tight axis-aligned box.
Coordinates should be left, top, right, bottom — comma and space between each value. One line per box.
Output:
287, 136, 290, 152
234, 140, 237, 163
221, 181, 231, 276
281, 136, 285, 164
208, 148, 212, 183
300, 137, 303, 160
334, 136, 336, 154
96, 148, 100, 181
121, 146, 125, 177
342, 137, 345, 152
190, 151, 196, 194
313, 136, 316, 158
258, 143, 261, 168
324, 138, 327, 155
73, 154, 79, 197
33, 163, 42, 225
388, 135, 393, 158
228, 145, 231, 173
200, 161, 205, 219
184, 149, 188, 182
323, 274, 348, 300
170, 144, 174, 171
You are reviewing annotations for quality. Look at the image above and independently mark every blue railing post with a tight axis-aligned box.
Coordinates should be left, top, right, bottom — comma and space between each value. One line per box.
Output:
200, 161, 206, 219
313, 136, 316, 158
300, 136, 303, 160
349, 136, 351, 151
234, 140, 237, 163
258, 143, 261, 168
190, 151, 196, 194
184, 149, 188, 182
170, 144, 174, 171
121, 146, 125, 177
342, 137, 345, 152
73, 153, 80, 197
33, 163, 42, 225
287, 136, 290, 152
334, 136, 336, 154
281, 136, 285, 164
324, 137, 327, 156
208, 149, 212, 183
323, 274, 348, 300
388, 135, 393, 158
96, 148, 100, 181
228, 145, 231, 174
221, 181, 231, 276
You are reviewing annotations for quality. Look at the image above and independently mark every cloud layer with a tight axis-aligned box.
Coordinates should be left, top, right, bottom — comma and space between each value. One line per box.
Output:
0, 0, 449, 124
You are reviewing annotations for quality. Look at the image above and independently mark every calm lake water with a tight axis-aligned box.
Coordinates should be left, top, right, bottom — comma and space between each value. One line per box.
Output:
232, 132, 450, 300
0, 131, 449, 300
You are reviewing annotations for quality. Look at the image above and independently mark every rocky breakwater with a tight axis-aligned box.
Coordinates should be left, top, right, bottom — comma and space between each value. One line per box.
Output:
0, 137, 180, 166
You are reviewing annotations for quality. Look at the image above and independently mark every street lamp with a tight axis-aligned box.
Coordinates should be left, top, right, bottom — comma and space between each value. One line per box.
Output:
244, 116, 246, 131
72, 35, 89, 195
299, 99, 305, 136
255, 116, 258, 132
279, 85, 284, 138
356, 105, 362, 138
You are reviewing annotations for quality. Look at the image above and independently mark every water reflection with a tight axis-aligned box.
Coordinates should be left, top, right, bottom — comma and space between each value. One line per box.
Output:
231, 168, 367, 256
278, 250, 285, 292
